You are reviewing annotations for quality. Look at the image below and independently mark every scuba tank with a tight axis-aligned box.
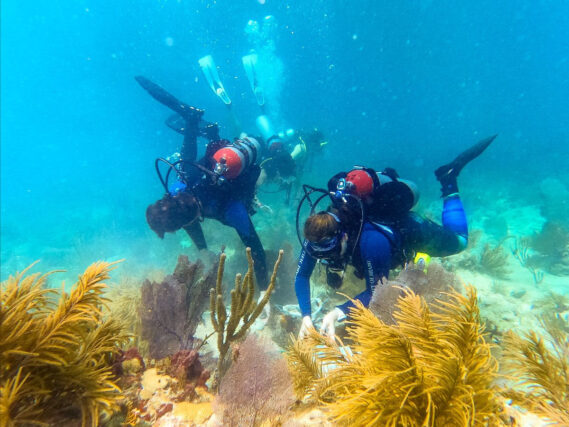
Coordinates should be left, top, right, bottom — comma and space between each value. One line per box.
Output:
256, 114, 284, 152
212, 136, 263, 180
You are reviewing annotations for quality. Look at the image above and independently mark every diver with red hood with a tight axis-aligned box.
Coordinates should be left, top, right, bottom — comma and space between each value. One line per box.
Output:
136, 76, 269, 292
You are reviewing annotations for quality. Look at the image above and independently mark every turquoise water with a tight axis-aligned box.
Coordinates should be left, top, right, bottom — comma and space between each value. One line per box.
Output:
1, 0, 568, 309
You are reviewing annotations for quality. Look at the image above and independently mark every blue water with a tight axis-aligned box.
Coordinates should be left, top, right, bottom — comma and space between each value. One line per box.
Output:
2, 0, 569, 283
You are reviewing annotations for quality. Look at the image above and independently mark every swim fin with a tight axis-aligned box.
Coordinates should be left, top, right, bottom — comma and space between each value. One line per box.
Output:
135, 76, 204, 122
435, 134, 497, 181
198, 55, 232, 105
242, 52, 265, 107
435, 134, 497, 196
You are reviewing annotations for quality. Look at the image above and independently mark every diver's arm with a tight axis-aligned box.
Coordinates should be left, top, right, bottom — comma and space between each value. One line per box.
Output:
337, 227, 392, 315
294, 245, 317, 318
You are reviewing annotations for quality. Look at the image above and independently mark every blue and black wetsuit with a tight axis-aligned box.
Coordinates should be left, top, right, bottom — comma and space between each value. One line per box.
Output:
294, 194, 468, 318
173, 118, 269, 289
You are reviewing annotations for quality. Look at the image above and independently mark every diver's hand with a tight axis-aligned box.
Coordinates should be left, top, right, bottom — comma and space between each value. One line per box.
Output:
256, 291, 271, 327
298, 316, 315, 340
253, 196, 273, 214
320, 308, 345, 340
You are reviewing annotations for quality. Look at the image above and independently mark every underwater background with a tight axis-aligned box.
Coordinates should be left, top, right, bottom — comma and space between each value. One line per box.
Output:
2, 1, 569, 312
3, 1, 569, 425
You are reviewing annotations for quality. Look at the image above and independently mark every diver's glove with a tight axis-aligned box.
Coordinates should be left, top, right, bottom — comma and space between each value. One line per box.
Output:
298, 316, 315, 340
320, 307, 346, 340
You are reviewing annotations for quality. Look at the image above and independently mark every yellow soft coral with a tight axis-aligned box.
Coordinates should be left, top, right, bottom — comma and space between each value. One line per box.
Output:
286, 286, 503, 426
0, 262, 130, 427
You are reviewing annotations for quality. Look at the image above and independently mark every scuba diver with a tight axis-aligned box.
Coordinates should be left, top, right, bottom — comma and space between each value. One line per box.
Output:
255, 115, 328, 204
294, 135, 497, 340
289, 127, 328, 172
136, 76, 270, 297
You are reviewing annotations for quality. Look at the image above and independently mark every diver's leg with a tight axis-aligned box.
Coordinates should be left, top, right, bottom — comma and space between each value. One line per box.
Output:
398, 212, 466, 258
181, 121, 199, 166
135, 76, 204, 122
414, 134, 498, 256
222, 200, 268, 288
182, 222, 207, 250
166, 114, 220, 142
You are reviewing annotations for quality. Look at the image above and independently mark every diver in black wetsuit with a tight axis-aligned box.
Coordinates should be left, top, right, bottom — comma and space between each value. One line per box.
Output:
136, 76, 269, 290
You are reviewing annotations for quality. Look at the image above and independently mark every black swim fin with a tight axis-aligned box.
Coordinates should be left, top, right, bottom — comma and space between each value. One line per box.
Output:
435, 134, 497, 196
165, 114, 186, 135
135, 76, 204, 123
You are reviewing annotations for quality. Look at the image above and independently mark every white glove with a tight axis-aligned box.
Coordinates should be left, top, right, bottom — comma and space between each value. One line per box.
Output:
298, 316, 315, 340
320, 308, 346, 340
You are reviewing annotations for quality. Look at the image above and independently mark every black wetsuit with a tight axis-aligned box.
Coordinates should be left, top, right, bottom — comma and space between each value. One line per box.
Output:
174, 118, 269, 288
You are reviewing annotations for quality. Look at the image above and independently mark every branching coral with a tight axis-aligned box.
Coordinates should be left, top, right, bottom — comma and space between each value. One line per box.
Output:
0, 262, 130, 427
286, 286, 503, 426
210, 247, 283, 389
501, 314, 569, 426
140, 255, 216, 359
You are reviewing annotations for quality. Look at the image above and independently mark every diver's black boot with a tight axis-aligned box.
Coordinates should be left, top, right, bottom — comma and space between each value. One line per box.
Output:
135, 76, 204, 122
435, 134, 497, 197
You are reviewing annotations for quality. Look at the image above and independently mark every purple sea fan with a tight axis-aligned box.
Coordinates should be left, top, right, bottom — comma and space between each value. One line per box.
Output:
215, 334, 295, 426
139, 255, 217, 359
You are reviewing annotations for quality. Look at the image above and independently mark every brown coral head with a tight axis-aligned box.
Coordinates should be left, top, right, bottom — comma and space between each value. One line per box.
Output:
168, 349, 208, 385
112, 347, 145, 377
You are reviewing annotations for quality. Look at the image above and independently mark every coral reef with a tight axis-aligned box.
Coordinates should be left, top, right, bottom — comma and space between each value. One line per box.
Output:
448, 233, 514, 279
140, 255, 217, 359
209, 247, 283, 388
369, 261, 461, 325
0, 262, 130, 427
286, 286, 503, 426
105, 277, 143, 350
511, 237, 546, 284
112, 347, 145, 377
501, 313, 569, 425
167, 349, 210, 390
534, 291, 569, 315
530, 221, 569, 276
127, 367, 215, 424
479, 242, 511, 278
214, 334, 295, 426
